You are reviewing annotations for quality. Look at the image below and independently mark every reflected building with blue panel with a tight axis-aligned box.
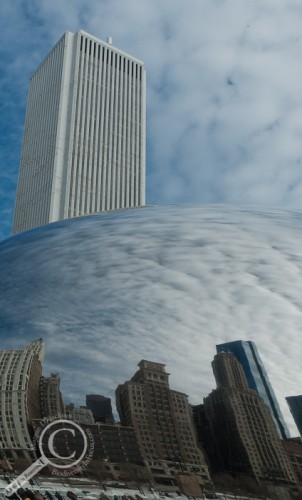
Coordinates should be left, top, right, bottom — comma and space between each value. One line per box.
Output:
216, 340, 290, 439
286, 395, 302, 437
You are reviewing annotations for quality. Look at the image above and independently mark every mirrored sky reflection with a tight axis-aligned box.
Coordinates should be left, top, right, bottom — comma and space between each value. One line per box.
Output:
1, 205, 301, 434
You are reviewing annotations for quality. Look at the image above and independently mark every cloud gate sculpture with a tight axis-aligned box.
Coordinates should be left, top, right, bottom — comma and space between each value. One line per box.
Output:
1, 205, 301, 434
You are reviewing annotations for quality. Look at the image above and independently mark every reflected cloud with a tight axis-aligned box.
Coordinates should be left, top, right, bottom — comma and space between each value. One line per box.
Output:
0, 205, 301, 434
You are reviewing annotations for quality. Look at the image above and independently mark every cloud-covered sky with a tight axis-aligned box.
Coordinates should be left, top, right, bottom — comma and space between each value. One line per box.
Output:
2, 0, 302, 239
0, 206, 301, 435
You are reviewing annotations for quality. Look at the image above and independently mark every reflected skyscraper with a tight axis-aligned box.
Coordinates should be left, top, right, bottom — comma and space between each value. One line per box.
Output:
13, 30, 146, 234
0, 339, 44, 467
204, 352, 295, 483
86, 394, 114, 424
39, 372, 64, 418
116, 360, 211, 487
216, 340, 290, 439
286, 396, 302, 437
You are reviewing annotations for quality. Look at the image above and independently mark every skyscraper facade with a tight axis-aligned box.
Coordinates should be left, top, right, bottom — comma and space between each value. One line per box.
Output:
286, 396, 302, 437
13, 30, 146, 234
39, 372, 64, 418
86, 394, 114, 423
65, 403, 95, 424
0, 339, 45, 467
116, 360, 211, 488
204, 353, 295, 484
216, 340, 290, 439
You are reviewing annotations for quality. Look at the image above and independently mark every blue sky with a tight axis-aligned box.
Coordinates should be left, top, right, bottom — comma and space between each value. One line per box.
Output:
2, 0, 302, 240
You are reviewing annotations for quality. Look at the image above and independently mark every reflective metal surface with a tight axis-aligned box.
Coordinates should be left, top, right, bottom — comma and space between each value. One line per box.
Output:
1, 205, 301, 432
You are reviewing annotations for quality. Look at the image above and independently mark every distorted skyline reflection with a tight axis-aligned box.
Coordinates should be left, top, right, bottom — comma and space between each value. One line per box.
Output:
1, 205, 301, 434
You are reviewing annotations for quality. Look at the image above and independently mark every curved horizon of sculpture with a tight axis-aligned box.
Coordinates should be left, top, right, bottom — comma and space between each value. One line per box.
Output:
1, 204, 301, 435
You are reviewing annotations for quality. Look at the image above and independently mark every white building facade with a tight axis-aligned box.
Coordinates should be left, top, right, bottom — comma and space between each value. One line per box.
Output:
13, 30, 146, 234
0, 339, 45, 466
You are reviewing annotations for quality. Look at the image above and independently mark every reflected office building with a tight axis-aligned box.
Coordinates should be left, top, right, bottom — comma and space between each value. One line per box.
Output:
39, 372, 64, 418
116, 360, 211, 488
86, 394, 115, 424
0, 339, 45, 467
204, 352, 296, 484
216, 340, 290, 439
286, 396, 302, 437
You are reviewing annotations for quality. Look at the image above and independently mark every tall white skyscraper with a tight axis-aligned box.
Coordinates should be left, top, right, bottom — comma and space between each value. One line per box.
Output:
13, 30, 146, 234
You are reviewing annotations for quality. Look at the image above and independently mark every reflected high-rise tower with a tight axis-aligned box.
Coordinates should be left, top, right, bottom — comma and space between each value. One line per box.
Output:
216, 340, 290, 439
86, 394, 114, 424
13, 30, 146, 234
39, 372, 64, 418
116, 360, 211, 487
286, 396, 302, 437
0, 339, 44, 467
204, 352, 295, 483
